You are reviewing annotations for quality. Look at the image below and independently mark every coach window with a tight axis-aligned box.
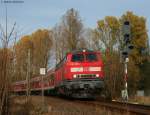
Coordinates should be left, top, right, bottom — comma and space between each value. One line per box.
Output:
51, 74, 55, 82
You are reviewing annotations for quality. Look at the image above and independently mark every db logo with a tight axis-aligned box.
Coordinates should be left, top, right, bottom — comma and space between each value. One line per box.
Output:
83, 67, 89, 71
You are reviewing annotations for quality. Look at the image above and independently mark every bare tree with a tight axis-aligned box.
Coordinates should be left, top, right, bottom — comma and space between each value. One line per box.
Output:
53, 8, 84, 63
31, 29, 53, 75
0, 10, 16, 115
53, 24, 67, 63
62, 8, 83, 51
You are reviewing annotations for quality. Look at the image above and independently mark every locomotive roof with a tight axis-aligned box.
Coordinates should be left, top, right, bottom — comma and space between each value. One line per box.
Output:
70, 49, 96, 54
13, 80, 26, 85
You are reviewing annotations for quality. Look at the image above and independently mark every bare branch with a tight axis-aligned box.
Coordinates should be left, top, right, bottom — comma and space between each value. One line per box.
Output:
8, 22, 16, 40
0, 24, 6, 40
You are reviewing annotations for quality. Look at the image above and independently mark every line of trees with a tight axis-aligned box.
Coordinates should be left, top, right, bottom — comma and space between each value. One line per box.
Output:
13, 29, 53, 81
0, 8, 149, 114
94, 12, 149, 97
52, 9, 149, 98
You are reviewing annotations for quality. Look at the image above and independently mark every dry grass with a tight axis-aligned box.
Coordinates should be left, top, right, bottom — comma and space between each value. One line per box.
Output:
129, 96, 150, 105
10, 96, 34, 115
10, 96, 141, 115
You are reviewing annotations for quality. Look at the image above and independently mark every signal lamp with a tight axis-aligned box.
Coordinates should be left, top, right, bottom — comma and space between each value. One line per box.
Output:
124, 34, 130, 44
122, 51, 128, 56
124, 21, 129, 25
128, 44, 134, 50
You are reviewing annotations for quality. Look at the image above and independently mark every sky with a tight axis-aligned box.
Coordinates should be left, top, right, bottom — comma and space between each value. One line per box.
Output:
0, 0, 150, 41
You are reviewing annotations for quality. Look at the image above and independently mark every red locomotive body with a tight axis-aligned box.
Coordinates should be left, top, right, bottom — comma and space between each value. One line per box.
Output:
12, 49, 105, 98
54, 49, 104, 98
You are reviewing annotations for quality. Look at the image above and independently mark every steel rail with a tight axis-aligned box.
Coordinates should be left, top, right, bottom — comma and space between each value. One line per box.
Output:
74, 100, 150, 115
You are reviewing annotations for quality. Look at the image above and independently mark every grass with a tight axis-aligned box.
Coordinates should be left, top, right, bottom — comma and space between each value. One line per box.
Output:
129, 96, 150, 105
10, 96, 146, 115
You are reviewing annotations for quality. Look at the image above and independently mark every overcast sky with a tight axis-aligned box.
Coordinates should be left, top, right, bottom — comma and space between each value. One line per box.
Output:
0, 0, 150, 40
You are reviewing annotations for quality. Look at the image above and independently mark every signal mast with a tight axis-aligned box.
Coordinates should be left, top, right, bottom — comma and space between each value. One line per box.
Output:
121, 21, 134, 101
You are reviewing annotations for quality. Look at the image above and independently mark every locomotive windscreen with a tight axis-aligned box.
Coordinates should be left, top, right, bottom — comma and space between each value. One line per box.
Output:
71, 53, 98, 62
86, 53, 97, 61
71, 54, 84, 62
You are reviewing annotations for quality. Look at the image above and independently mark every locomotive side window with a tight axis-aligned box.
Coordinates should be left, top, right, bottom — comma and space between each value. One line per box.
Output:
50, 74, 55, 80
86, 53, 97, 61
71, 54, 84, 62
56, 56, 67, 70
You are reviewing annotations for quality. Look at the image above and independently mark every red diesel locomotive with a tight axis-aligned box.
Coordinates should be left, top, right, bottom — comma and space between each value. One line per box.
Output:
13, 49, 105, 98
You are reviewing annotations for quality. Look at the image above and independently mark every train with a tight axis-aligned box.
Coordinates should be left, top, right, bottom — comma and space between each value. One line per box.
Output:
12, 49, 105, 98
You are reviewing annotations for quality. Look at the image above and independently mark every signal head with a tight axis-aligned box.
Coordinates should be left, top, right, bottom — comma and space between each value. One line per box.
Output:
122, 50, 128, 56
124, 21, 129, 25
128, 44, 134, 50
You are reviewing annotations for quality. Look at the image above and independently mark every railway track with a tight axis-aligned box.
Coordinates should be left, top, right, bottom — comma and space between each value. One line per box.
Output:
75, 99, 150, 115
44, 96, 150, 114
110, 100, 150, 114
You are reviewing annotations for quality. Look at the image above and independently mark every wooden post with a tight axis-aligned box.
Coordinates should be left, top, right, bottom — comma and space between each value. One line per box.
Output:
26, 49, 31, 102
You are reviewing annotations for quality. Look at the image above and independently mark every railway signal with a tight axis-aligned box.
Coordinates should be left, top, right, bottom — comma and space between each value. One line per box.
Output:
121, 21, 134, 101
122, 21, 134, 58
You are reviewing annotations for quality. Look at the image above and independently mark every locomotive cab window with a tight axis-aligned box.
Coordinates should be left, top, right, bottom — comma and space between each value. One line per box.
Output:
86, 53, 97, 61
71, 54, 84, 62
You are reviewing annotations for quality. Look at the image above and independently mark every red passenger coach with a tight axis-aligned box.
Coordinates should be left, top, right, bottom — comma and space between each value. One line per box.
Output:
12, 80, 26, 95
54, 49, 104, 98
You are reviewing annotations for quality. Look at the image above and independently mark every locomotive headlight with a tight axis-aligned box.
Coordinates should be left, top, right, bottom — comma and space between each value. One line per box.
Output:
73, 74, 77, 78
96, 74, 99, 77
